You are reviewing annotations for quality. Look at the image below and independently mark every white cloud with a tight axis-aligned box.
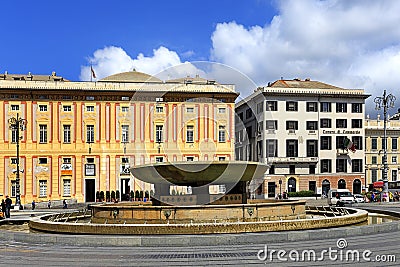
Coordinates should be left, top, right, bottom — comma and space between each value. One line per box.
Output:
210, 0, 400, 115
80, 46, 187, 81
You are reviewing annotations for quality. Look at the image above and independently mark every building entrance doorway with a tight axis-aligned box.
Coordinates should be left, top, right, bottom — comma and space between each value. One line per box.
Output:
120, 178, 131, 201
85, 179, 96, 203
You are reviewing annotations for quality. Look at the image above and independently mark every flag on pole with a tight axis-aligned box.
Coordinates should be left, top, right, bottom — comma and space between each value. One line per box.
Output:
90, 66, 96, 79
343, 137, 356, 152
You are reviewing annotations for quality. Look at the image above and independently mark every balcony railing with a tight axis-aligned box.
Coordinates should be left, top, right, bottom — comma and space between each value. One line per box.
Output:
267, 157, 319, 163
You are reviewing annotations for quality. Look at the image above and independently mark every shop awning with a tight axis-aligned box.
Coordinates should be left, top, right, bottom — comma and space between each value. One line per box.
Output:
373, 181, 384, 188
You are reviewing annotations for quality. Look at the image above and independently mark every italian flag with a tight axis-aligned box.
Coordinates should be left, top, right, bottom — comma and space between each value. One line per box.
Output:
344, 137, 356, 152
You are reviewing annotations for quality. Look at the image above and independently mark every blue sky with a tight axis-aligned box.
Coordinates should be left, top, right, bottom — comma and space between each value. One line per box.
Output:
1, 0, 400, 116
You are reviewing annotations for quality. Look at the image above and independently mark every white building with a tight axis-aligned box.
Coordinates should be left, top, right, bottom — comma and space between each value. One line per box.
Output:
235, 79, 370, 198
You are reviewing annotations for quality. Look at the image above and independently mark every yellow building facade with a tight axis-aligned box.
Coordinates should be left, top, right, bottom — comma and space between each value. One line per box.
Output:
0, 71, 238, 204
365, 113, 400, 187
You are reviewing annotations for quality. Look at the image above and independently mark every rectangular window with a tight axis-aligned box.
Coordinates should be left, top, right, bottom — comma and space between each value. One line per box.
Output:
266, 101, 277, 111
286, 121, 298, 130
63, 105, 72, 112
39, 105, 47, 112
321, 159, 331, 173
63, 125, 71, 143
336, 136, 346, 149
63, 158, 71, 164
306, 102, 318, 112
392, 170, 398, 182
392, 156, 397, 163
11, 104, 19, 111
352, 159, 363, 172
286, 140, 298, 157
63, 179, 71, 197
351, 119, 362, 128
218, 126, 226, 142
392, 138, 398, 150
245, 108, 252, 119
86, 125, 95, 143
382, 138, 386, 150
39, 124, 48, 143
86, 106, 95, 112
266, 140, 278, 157
186, 107, 194, 113
286, 101, 298, 111
321, 102, 331, 112
306, 121, 318, 130
321, 136, 332, 150
39, 180, 47, 197
336, 159, 347, 173
266, 120, 278, 130
11, 158, 18, 164
307, 140, 318, 157
155, 157, 164, 163
156, 106, 164, 113
320, 119, 331, 128
121, 106, 129, 112
156, 125, 163, 143
269, 165, 275, 175
218, 107, 226, 114
186, 125, 194, 143
352, 136, 363, 150
309, 165, 316, 174
371, 169, 377, 182
371, 156, 377, 164
218, 157, 226, 161
121, 125, 129, 143
38, 157, 48, 164
352, 103, 362, 113
371, 138, 377, 150
336, 103, 347, 113
186, 156, 194, 161
336, 119, 347, 128
238, 112, 243, 121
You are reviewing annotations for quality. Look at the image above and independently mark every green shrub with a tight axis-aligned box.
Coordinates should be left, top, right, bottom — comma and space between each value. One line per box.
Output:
287, 190, 315, 197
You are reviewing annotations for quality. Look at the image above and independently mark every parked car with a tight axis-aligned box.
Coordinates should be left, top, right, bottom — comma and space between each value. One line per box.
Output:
327, 189, 355, 206
353, 194, 365, 203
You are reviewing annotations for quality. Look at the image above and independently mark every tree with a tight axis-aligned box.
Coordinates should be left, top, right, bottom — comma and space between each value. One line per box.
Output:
139, 190, 144, 200
116, 190, 120, 200
99, 191, 105, 202
96, 191, 100, 202
111, 190, 116, 201
135, 190, 140, 200
145, 190, 150, 199
106, 191, 110, 202
130, 190, 134, 201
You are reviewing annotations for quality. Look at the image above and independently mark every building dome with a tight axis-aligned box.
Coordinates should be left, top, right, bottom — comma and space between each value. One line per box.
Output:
99, 70, 162, 83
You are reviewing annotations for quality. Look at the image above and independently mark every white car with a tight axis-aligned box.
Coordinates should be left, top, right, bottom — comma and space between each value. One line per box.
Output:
353, 194, 365, 203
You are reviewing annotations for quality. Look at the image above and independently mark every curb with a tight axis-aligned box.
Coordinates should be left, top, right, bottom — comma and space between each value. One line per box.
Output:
1, 208, 400, 247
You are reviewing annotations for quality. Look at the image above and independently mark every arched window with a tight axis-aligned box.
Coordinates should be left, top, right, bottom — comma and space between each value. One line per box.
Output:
322, 179, 331, 196
353, 179, 362, 194
338, 179, 346, 189
288, 177, 296, 192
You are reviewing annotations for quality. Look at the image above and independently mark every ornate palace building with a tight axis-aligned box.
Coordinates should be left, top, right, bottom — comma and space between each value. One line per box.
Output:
0, 71, 237, 204
235, 79, 370, 198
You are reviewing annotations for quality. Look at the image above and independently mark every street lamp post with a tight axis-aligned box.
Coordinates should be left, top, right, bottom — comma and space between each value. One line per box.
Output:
374, 90, 396, 202
279, 179, 282, 199
8, 113, 27, 209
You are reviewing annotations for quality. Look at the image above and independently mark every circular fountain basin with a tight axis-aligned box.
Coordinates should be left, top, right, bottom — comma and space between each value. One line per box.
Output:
130, 161, 269, 185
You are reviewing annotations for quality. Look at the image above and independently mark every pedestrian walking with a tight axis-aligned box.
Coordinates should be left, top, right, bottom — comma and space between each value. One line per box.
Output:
63, 199, 68, 209
31, 200, 36, 210
47, 200, 51, 209
5, 195, 12, 218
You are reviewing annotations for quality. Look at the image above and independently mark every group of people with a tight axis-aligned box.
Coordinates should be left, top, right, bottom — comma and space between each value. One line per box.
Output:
369, 191, 400, 202
1, 196, 13, 218
1, 197, 69, 219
